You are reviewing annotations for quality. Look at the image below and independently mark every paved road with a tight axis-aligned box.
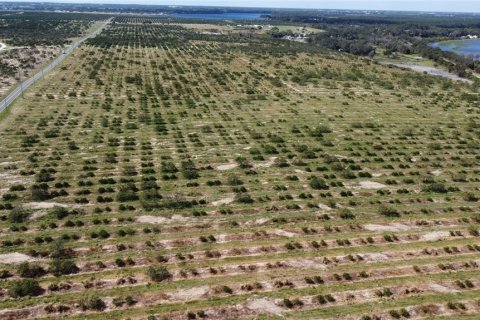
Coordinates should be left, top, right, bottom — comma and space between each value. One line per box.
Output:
0, 19, 111, 114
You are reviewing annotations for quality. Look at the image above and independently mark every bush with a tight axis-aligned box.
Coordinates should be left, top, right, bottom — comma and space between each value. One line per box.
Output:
422, 182, 448, 193
50, 206, 70, 219
378, 205, 400, 217
227, 175, 243, 186
464, 193, 479, 202
235, 193, 254, 204
116, 187, 139, 202
338, 208, 355, 219
31, 183, 51, 200
49, 259, 79, 276
311, 125, 332, 137
80, 296, 106, 311
35, 169, 54, 182
309, 176, 329, 190
8, 207, 30, 223
17, 262, 46, 278
147, 265, 172, 282
181, 160, 199, 179
8, 279, 43, 297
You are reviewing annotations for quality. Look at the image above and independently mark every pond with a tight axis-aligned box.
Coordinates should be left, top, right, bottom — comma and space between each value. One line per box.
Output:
171, 12, 265, 20
431, 39, 480, 60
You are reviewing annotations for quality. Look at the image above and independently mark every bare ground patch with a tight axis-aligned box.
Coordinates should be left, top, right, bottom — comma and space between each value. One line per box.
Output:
420, 231, 450, 241
0, 252, 37, 264
215, 163, 238, 171
244, 297, 284, 316
212, 197, 234, 206
364, 223, 414, 232
137, 215, 187, 224
253, 157, 277, 169
169, 286, 210, 301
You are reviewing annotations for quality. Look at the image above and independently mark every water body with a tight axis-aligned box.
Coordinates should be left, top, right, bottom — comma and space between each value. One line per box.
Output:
431, 39, 480, 60
171, 12, 265, 20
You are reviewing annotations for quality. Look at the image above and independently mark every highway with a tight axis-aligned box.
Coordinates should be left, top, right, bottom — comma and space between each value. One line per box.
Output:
0, 18, 111, 114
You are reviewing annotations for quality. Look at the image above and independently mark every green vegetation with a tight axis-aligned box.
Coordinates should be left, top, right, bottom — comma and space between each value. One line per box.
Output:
0, 11, 479, 320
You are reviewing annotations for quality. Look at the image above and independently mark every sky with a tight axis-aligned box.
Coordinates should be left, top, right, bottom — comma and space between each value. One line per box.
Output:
6, 0, 480, 13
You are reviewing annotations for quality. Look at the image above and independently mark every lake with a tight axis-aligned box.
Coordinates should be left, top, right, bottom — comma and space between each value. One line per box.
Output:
431, 39, 480, 60
171, 12, 265, 20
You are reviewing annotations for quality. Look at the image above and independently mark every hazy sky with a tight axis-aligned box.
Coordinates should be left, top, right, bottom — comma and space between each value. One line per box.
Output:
7, 0, 480, 13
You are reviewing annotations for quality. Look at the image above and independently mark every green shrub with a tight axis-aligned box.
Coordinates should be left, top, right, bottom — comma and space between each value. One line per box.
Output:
17, 262, 46, 278
49, 259, 79, 276
8, 207, 30, 223
8, 279, 43, 297
79, 296, 106, 311
309, 176, 329, 190
147, 265, 172, 282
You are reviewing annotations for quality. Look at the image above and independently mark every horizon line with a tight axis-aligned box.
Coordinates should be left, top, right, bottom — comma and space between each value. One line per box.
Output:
2, 1, 480, 14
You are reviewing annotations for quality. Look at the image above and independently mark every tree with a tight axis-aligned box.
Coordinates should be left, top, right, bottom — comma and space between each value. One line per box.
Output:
147, 265, 172, 282
8, 207, 30, 223
35, 169, 54, 182
8, 279, 43, 297
181, 160, 199, 179
49, 258, 79, 276
31, 183, 51, 201
378, 205, 400, 218
50, 239, 73, 259
309, 176, 329, 190
80, 296, 106, 311
17, 262, 46, 278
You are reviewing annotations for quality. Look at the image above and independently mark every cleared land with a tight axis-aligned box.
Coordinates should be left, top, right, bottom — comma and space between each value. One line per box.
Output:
0, 16, 479, 320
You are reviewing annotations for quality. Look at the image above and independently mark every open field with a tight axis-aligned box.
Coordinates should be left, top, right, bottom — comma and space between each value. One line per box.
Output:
0, 15, 479, 320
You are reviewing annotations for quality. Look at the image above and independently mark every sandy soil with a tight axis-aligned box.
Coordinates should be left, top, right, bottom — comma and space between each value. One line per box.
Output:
212, 197, 234, 206
289, 259, 327, 270
137, 215, 187, 224
420, 231, 450, 241
390, 63, 473, 83
318, 204, 333, 211
24, 202, 69, 209
216, 163, 238, 171
427, 283, 459, 293
361, 252, 389, 262
244, 297, 284, 316
253, 157, 277, 169
355, 181, 387, 189
364, 223, 413, 232
254, 218, 269, 225
170, 286, 210, 301
0, 172, 33, 185
273, 229, 297, 238
29, 211, 48, 220
0, 252, 36, 264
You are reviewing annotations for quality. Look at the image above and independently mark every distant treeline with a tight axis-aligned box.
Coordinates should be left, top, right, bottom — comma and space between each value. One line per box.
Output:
0, 11, 106, 46
0, 2, 271, 15
270, 11, 480, 77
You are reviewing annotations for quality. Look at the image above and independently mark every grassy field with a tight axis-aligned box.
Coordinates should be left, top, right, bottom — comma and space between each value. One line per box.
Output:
0, 16, 479, 320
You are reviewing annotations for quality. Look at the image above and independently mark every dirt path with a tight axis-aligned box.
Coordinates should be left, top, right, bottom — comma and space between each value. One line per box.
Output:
389, 63, 473, 84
